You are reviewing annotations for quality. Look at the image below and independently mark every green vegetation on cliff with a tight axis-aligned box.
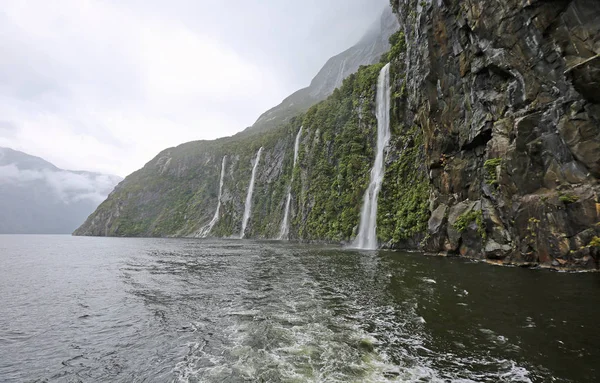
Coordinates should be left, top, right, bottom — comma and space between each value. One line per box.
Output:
79, 56, 411, 242
81, 123, 301, 238
454, 210, 486, 239
385, 30, 406, 63
293, 63, 384, 241
75, 11, 433, 248
288, 27, 430, 246
378, 124, 429, 246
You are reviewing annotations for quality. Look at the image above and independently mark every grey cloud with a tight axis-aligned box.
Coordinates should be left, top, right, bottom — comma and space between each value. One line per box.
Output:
0, 164, 122, 204
1, 0, 390, 176
0, 121, 17, 137
105, 0, 389, 90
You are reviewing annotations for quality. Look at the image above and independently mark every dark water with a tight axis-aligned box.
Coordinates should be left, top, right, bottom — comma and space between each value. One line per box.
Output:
1, 236, 599, 382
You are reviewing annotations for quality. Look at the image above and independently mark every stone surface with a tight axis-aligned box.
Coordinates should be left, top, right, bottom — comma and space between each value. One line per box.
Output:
428, 203, 447, 234
392, 0, 600, 269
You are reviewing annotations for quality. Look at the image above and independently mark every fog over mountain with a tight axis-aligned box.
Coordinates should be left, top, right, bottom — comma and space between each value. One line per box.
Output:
0, 0, 388, 177
0, 147, 121, 234
248, 7, 399, 134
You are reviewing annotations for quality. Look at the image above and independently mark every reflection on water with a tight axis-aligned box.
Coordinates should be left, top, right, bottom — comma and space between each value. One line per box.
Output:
0, 235, 599, 382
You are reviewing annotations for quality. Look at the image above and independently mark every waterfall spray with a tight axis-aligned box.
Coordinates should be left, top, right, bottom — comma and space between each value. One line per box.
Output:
240, 147, 263, 239
198, 156, 227, 238
278, 127, 303, 240
354, 63, 391, 250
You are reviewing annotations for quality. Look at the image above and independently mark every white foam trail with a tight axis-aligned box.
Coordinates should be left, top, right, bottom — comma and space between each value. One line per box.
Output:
354, 63, 391, 250
198, 156, 227, 238
171, 250, 534, 383
278, 127, 303, 240
240, 148, 263, 239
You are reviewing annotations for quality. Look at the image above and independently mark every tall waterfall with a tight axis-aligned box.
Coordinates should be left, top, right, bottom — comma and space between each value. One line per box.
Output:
354, 63, 391, 250
240, 147, 263, 239
198, 156, 227, 238
278, 127, 303, 240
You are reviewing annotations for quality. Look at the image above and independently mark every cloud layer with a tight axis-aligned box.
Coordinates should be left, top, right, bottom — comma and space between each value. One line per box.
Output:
0, 0, 386, 177
0, 164, 122, 204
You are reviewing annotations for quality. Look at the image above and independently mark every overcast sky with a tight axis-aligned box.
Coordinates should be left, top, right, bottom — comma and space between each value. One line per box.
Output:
0, 0, 388, 177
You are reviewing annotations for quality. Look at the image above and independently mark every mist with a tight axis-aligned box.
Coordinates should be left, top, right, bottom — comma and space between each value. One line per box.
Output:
0, 164, 121, 205
0, 0, 389, 177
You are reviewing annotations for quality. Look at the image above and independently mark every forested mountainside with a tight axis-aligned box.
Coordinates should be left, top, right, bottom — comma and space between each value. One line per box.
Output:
0, 147, 121, 234
76, 0, 600, 270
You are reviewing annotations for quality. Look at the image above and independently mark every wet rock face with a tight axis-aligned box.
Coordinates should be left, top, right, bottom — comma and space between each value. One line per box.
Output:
392, 0, 600, 268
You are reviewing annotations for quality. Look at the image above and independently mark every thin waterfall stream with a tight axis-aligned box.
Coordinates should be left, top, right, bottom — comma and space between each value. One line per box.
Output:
354, 63, 391, 250
278, 127, 303, 240
198, 156, 227, 238
240, 147, 263, 239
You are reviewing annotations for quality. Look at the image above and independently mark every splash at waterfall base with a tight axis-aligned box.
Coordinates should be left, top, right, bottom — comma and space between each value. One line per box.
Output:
241, 148, 263, 239
197, 156, 227, 238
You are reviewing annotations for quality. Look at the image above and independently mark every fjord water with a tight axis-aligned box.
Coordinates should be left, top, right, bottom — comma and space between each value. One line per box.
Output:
240, 147, 263, 239
1, 236, 599, 383
278, 126, 303, 240
354, 63, 392, 250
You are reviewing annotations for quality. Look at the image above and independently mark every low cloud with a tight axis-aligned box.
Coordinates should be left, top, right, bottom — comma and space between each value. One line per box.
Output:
0, 164, 122, 204
0, 0, 386, 177
0, 121, 17, 138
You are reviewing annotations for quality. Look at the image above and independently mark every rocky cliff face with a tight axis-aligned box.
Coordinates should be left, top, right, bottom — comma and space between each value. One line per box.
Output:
76, 1, 600, 269
391, 0, 600, 268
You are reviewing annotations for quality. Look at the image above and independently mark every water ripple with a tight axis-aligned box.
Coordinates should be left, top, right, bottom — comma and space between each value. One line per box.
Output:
1, 236, 598, 382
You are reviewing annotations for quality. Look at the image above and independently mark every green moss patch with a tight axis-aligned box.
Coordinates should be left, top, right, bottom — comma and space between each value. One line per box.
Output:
484, 158, 502, 185
454, 209, 486, 239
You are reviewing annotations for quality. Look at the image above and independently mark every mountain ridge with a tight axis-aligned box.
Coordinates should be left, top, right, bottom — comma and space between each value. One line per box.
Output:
246, 7, 399, 134
0, 147, 122, 234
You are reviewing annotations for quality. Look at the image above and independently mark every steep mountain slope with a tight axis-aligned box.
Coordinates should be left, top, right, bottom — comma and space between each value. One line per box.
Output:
76, 1, 600, 270
247, 7, 399, 134
0, 147, 122, 234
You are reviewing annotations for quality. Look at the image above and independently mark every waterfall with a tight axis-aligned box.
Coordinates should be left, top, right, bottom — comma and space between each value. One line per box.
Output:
353, 63, 391, 250
198, 156, 227, 238
278, 127, 303, 240
240, 147, 263, 239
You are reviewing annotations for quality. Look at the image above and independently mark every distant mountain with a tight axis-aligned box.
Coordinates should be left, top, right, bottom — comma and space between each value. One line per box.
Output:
246, 7, 399, 134
0, 147, 122, 234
